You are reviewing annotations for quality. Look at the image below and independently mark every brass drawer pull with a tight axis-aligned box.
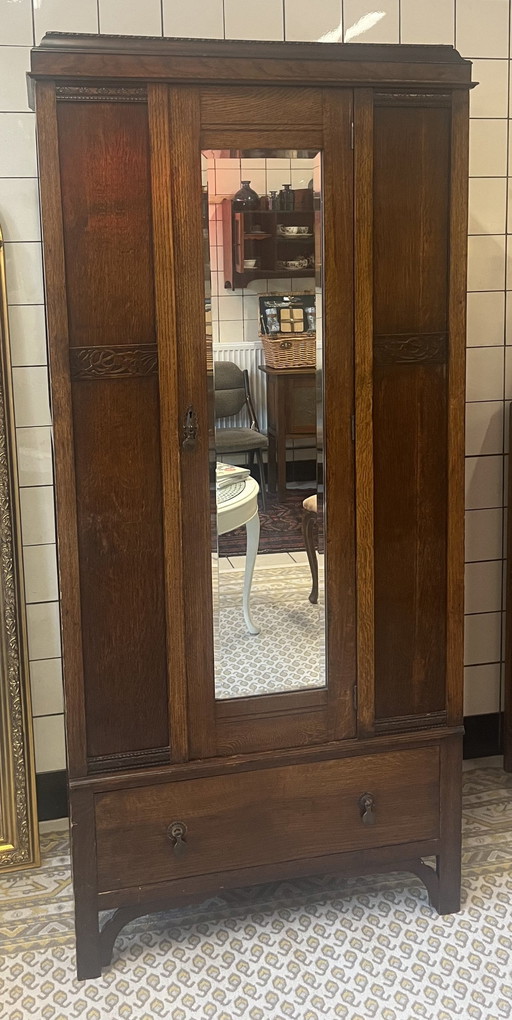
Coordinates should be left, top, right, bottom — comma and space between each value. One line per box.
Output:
359, 793, 376, 825
167, 821, 188, 857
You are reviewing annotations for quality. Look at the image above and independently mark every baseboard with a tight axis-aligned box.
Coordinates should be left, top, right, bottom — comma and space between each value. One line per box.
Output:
35, 715, 503, 821
36, 769, 68, 821
463, 712, 502, 760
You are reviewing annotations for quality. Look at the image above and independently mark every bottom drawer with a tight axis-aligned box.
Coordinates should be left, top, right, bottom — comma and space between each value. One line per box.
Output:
95, 747, 440, 892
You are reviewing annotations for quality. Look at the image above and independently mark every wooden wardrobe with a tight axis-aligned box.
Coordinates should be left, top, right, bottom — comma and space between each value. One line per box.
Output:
29, 35, 471, 979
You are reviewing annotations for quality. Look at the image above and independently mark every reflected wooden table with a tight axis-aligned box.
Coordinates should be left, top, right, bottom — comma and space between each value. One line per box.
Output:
217, 476, 260, 635
258, 365, 316, 496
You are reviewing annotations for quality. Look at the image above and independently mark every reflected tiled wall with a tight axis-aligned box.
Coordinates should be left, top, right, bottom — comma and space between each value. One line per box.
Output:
0, 0, 510, 783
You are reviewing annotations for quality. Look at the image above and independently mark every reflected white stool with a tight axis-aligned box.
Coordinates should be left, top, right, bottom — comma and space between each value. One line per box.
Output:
217, 476, 260, 635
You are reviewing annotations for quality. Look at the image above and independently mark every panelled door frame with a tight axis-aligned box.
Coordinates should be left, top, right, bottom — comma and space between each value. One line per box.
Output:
150, 84, 357, 759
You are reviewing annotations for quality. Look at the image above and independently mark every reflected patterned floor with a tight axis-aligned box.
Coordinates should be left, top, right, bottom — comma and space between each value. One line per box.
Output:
214, 561, 325, 699
1, 767, 512, 1018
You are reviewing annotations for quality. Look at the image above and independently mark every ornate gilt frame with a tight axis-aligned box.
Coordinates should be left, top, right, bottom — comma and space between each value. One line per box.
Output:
0, 223, 40, 871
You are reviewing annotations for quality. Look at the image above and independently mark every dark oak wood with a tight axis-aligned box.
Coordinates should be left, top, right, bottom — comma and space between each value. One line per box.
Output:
94, 747, 440, 891
446, 89, 469, 729
353, 88, 375, 739
372, 99, 450, 724
148, 84, 189, 763
31, 35, 470, 978
34, 81, 87, 779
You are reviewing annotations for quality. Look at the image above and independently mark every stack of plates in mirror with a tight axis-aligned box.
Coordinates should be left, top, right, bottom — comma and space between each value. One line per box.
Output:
217, 480, 246, 504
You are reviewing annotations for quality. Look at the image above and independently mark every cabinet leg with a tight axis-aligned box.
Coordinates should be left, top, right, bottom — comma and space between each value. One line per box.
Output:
75, 904, 102, 980
432, 851, 462, 915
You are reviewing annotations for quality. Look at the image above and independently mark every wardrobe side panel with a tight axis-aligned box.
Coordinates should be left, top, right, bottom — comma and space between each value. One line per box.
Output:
56, 98, 169, 761
372, 103, 450, 722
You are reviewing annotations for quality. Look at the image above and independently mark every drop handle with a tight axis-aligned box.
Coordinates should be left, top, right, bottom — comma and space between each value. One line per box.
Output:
167, 821, 188, 857
358, 793, 376, 826
182, 406, 199, 450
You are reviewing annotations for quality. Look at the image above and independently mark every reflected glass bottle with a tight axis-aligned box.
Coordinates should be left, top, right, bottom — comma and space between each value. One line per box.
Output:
232, 180, 260, 210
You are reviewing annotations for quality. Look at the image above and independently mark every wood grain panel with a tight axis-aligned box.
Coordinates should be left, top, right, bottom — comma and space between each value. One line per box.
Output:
57, 100, 154, 347
373, 105, 450, 334
446, 90, 468, 729
354, 89, 375, 738
322, 89, 357, 740
34, 81, 87, 777
373, 361, 447, 719
372, 102, 451, 724
72, 377, 169, 759
201, 87, 322, 127
95, 747, 440, 891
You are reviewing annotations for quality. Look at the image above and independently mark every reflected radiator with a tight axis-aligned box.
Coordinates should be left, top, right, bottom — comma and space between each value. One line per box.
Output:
213, 341, 267, 431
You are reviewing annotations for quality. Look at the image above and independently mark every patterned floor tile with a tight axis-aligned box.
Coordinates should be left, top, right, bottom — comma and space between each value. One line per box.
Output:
1, 768, 512, 1019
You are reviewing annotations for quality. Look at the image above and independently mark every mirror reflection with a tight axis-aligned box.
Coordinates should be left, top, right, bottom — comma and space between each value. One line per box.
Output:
202, 149, 325, 700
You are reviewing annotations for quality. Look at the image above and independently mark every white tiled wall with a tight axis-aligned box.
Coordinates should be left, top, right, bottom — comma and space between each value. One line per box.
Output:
1, 0, 510, 784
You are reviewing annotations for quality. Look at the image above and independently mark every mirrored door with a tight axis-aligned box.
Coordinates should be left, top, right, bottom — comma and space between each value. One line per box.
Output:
166, 86, 357, 757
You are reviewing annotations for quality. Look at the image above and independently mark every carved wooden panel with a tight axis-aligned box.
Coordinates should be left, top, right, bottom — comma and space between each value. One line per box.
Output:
374, 333, 447, 364
374, 91, 451, 107
56, 84, 147, 103
70, 343, 158, 380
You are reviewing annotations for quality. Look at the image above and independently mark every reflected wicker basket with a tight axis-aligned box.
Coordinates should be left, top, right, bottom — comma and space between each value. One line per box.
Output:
261, 332, 316, 370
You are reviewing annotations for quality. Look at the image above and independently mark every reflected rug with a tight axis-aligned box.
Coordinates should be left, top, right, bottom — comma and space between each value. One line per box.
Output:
1, 768, 512, 1019
218, 488, 317, 556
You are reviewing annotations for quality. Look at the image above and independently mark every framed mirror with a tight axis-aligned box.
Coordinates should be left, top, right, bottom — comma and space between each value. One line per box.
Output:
0, 223, 40, 872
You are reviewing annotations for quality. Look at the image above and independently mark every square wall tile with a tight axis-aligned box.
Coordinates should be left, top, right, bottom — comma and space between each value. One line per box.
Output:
163, 0, 224, 38
99, 0, 161, 35
0, 47, 31, 112
505, 348, 512, 397
470, 60, 509, 118
34, 0, 98, 43
33, 714, 66, 773
469, 120, 507, 177
23, 544, 59, 603
218, 295, 244, 321
4, 242, 44, 304
467, 234, 506, 291
469, 178, 506, 235
16, 427, 53, 487
400, 0, 454, 44
8, 305, 47, 367
466, 455, 503, 509
0, 178, 40, 242
344, 0, 399, 41
464, 663, 501, 715
467, 291, 505, 347
465, 401, 504, 456
224, 0, 284, 40
464, 611, 501, 664
12, 366, 51, 427
285, 0, 342, 41
466, 508, 503, 561
0, 0, 33, 44
20, 486, 55, 546
465, 560, 502, 614
466, 346, 504, 401
26, 601, 61, 660
457, 0, 508, 57
30, 658, 63, 717
0, 114, 36, 177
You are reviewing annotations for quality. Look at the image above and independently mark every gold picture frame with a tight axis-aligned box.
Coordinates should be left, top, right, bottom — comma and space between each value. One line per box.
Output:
0, 223, 40, 872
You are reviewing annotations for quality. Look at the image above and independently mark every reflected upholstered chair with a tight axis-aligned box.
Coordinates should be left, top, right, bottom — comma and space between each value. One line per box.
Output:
302, 494, 318, 604
214, 361, 268, 509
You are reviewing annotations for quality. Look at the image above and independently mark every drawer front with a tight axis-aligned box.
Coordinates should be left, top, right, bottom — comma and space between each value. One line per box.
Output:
95, 747, 440, 892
